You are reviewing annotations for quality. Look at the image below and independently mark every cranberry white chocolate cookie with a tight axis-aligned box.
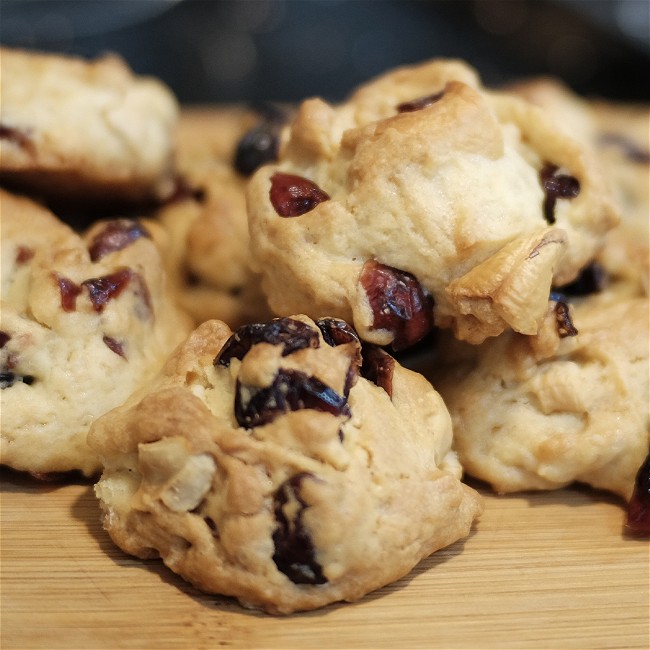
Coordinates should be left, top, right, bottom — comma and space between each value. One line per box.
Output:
428, 287, 649, 501
88, 315, 482, 614
246, 59, 618, 348
0, 47, 178, 205
0, 189, 192, 477
510, 77, 649, 295
155, 106, 287, 327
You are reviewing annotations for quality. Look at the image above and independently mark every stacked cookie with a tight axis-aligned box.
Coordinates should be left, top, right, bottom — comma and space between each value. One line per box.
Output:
1, 46, 647, 614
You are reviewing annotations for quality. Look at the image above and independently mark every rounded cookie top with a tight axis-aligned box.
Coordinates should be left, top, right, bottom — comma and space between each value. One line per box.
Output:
88, 315, 482, 614
246, 59, 618, 347
0, 189, 192, 477
509, 77, 649, 296
0, 47, 178, 205
429, 288, 649, 501
155, 106, 283, 328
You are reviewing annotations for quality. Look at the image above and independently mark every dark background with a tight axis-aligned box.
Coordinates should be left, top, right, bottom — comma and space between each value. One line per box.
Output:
2, 0, 649, 104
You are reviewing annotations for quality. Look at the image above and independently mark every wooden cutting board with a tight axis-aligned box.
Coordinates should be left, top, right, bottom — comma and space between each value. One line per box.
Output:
1, 468, 647, 649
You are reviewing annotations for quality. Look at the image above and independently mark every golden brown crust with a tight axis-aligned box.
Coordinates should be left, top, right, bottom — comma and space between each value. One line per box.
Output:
247, 59, 618, 347
155, 107, 272, 328
0, 47, 178, 203
0, 188, 192, 476
88, 316, 482, 613
429, 293, 649, 500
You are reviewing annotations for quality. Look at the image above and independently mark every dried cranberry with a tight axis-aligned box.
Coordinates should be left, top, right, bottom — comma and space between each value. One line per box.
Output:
235, 104, 287, 177
554, 300, 578, 338
540, 164, 580, 224
235, 369, 350, 428
103, 335, 126, 359
54, 273, 82, 312
599, 133, 650, 164
315, 318, 360, 347
272, 473, 327, 585
0, 332, 10, 348
215, 318, 320, 367
554, 261, 607, 297
0, 371, 35, 389
316, 318, 361, 396
269, 172, 329, 217
0, 124, 35, 154
235, 123, 280, 176
88, 219, 151, 262
360, 260, 434, 351
626, 453, 650, 536
82, 268, 134, 313
396, 91, 444, 113
15, 247, 34, 265
361, 344, 395, 397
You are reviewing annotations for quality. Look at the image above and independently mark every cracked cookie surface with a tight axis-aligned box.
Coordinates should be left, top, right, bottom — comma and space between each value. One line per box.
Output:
0, 47, 178, 205
88, 315, 482, 614
428, 288, 649, 501
0, 188, 192, 476
246, 59, 618, 347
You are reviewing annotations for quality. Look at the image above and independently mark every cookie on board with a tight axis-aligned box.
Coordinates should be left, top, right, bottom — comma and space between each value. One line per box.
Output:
246, 59, 619, 348
0, 47, 178, 206
155, 106, 287, 327
0, 188, 192, 477
428, 287, 649, 501
88, 315, 482, 614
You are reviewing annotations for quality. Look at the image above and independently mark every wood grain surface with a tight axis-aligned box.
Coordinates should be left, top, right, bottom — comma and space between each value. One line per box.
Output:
1, 468, 647, 650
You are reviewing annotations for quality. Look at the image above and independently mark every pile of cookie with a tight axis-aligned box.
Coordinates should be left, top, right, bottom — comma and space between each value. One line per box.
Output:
1, 47, 648, 615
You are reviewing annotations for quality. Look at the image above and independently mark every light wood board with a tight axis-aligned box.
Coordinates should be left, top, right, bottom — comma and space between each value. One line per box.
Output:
1, 469, 648, 649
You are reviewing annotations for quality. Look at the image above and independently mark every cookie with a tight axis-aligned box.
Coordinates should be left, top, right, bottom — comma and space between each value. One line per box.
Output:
509, 78, 649, 295
0, 47, 178, 206
0, 188, 192, 477
428, 289, 649, 501
155, 106, 286, 328
87, 315, 482, 614
246, 59, 619, 348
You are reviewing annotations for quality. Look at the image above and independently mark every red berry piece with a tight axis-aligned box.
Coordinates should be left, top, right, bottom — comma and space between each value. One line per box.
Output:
215, 318, 320, 367
396, 91, 444, 113
102, 335, 127, 359
235, 369, 350, 429
272, 473, 327, 585
361, 344, 395, 398
315, 318, 362, 396
315, 318, 360, 347
54, 273, 82, 312
540, 163, 580, 224
554, 300, 578, 338
626, 453, 650, 536
359, 260, 434, 351
269, 172, 329, 217
82, 268, 134, 313
88, 219, 151, 262
15, 246, 34, 265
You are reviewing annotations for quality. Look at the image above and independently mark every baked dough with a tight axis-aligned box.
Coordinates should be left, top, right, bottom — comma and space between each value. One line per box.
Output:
429, 291, 649, 500
88, 315, 482, 614
0, 188, 192, 476
247, 59, 618, 347
155, 106, 277, 328
0, 47, 178, 205
510, 77, 649, 296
